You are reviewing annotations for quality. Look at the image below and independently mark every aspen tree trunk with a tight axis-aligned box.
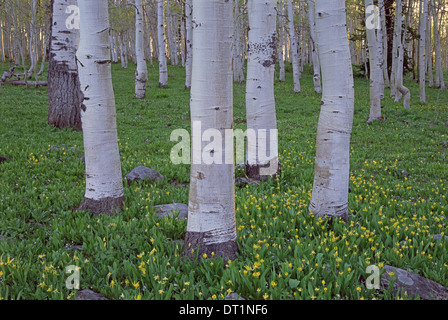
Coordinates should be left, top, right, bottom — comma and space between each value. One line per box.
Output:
110, 32, 118, 63
419, 0, 428, 103
432, 0, 444, 89
309, 0, 354, 222
233, 0, 245, 84
157, 0, 168, 87
76, 0, 124, 215
47, 0, 83, 131
245, 0, 279, 180
365, 0, 382, 122
426, 7, 433, 88
185, 0, 193, 89
166, 1, 178, 66
277, 0, 286, 82
307, 0, 321, 93
287, 0, 301, 93
134, 0, 148, 99
395, 0, 411, 109
379, 0, 390, 88
183, 0, 238, 261
119, 33, 128, 68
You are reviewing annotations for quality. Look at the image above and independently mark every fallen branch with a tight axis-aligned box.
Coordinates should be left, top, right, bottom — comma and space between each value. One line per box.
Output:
5, 80, 47, 86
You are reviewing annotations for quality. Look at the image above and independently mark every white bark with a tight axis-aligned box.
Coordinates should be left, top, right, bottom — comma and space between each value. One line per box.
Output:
431, 0, 444, 89
157, 0, 168, 87
307, 0, 321, 93
277, 0, 285, 82
379, 0, 390, 88
233, 0, 245, 84
309, 0, 355, 221
134, 0, 147, 99
419, 0, 428, 103
287, 0, 300, 93
76, 0, 124, 215
365, 0, 382, 122
47, 0, 82, 131
426, 6, 433, 88
245, 0, 279, 179
184, 0, 238, 260
394, 0, 410, 109
185, 0, 193, 89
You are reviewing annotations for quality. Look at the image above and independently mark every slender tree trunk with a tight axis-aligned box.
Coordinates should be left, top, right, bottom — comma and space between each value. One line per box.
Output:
309, 0, 355, 222
379, 0, 390, 88
426, 6, 433, 88
245, 0, 279, 180
76, 0, 124, 215
395, 0, 411, 109
287, 0, 301, 93
158, 0, 168, 87
183, 0, 238, 261
47, 0, 83, 131
432, 0, 444, 89
277, 0, 286, 82
365, 0, 382, 122
185, 0, 193, 89
419, 0, 428, 103
233, 0, 245, 84
134, 0, 148, 99
307, 0, 322, 93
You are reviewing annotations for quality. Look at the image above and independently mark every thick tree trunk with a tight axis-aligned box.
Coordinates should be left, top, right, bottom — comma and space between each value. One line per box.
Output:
134, 0, 147, 99
47, 0, 83, 131
245, 0, 279, 180
309, 0, 355, 222
76, 0, 124, 215
183, 0, 238, 261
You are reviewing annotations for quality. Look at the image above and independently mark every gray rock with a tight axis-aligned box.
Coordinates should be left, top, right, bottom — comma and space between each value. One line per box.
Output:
125, 166, 164, 183
154, 203, 188, 219
66, 244, 83, 252
381, 265, 448, 300
76, 289, 108, 300
225, 293, 245, 300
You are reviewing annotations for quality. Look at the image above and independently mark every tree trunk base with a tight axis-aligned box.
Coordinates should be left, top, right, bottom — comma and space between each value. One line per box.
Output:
182, 231, 239, 261
308, 202, 350, 223
78, 196, 124, 216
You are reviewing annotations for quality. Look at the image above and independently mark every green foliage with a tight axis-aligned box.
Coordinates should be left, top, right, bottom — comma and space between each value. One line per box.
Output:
0, 61, 447, 300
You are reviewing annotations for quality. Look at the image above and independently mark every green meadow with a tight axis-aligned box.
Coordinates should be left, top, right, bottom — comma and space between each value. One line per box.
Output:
0, 61, 447, 300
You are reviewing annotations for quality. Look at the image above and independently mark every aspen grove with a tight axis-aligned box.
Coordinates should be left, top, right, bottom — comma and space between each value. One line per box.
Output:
0, 0, 448, 303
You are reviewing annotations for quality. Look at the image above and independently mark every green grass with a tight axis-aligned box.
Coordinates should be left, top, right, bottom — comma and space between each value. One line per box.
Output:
0, 60, 447, 300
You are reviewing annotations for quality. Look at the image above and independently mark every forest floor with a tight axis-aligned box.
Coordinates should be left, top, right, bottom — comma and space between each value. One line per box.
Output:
0, 61, 447, 300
